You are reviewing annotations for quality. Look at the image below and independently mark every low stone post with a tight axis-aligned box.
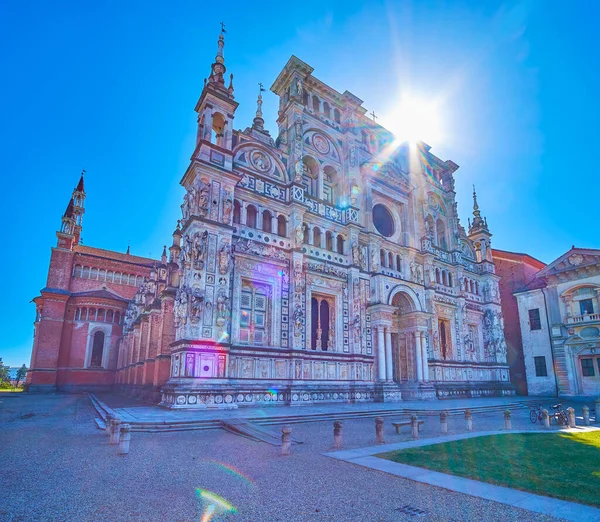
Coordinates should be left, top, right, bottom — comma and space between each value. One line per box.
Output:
504, 409, 512, 430
105, 413, 114, 436
333, 421, 343, 449
411, 415, 419, 439
117, 424, 131, 456
375, 417, 385, 444
595, 397, 600, 423
542, 409, 550, 428
567, 407, 576, 428
281, 426, 292, 456
583, 406, 590, 426
109, 418, 121, 445
440, 411, 448, 435
465, 409, 473, 432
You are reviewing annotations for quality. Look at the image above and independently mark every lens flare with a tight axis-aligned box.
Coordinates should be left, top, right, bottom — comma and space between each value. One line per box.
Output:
204, 459, 256, 487
196, 489, 237, 521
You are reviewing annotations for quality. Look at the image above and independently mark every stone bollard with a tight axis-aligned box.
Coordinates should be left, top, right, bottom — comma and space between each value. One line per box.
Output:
583, 406, 590, 426
504, 410, 512, 430
105, 413, 114, 436
567, 407, 576, 428
440, 411, 448, 435
117, 424, 131, 456
109, 418, 121, 445
411, 415, 419, 440
465, 409, 473, 432
281, 426, 292, 456
595, 398, 600, 423
375, 417, 385, 444
542, 409, 550, 428
333, 421, 343, 449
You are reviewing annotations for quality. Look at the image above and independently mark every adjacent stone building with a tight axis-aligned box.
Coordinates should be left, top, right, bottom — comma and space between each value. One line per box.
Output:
492, 249, 546, 395
514, 247, 600, 397
29, 31, 515, 406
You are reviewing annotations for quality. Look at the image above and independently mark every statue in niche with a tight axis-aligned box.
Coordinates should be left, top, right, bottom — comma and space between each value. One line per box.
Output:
295, 117, 302, 141
222, 196, 233, 224
352, 241, 360, 266
294, 160, 303, 184
293, 304, 303, 336
193, 230, 208, 269
218, 240, 231, 275
174, 286, 188, 326
293, 261, 304, 289
371, 247, 379, 271
296, 78, 303, 98
216, 290, 229, 319
186, 353, 195, 376
197, 178, 210, 217
295, 361, 301, 379
190, 287, 204, 322
294, 222, 305, 247
181, 192, 190, 221
353, 315, 361, 344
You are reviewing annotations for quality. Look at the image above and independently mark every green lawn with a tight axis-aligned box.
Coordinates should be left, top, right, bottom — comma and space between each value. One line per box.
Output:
378, 432, 600, 507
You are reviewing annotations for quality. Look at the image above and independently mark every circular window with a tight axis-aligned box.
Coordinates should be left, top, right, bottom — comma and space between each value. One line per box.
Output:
373, 204, 395, 237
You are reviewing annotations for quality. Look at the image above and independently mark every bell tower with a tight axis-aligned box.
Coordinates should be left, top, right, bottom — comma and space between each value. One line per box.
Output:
468, 186, 493, 264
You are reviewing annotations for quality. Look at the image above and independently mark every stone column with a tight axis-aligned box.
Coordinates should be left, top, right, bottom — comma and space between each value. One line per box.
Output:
411, 415, 419, 439
420, 332, 429, 382
281, 426, 292, 456
542, 409, 550, 428
504, 410, 512, 430
415, 332, 423, 382
377, 327, 386, 381
375, 417, 385, 443
583, 406, 590, 426
333, 421, 343, 449
440, 411, 448, 434
567, 407, 576, 428
241, 203, 247, 226
385, 327, 393, 382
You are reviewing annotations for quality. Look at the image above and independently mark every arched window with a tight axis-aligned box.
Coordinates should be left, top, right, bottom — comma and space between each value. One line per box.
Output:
302, 90, 309, 106
262, 210, 272, 233
380, 249, 386, 267
114, 272, 122, 284
475, 281, 479, 295
303, 223, 309, 244
97, 309, 106, 322
323, 166, 338, 204
81, 308, 87, 321
302, 157, 319, 197
107, 310, 114, 323
89, 308, 97, 322
75, 308, 81, 321
74, 265, 83, 278
337, 234, 344, 255
448, 273, 453, 287
277, 215, 287, 237
115, 312, 121, 324
442, 271, 448, 286
233, 200, 241, 224
106, 270, 114, 282
312, 95, 320, 112
90, 331, 105, 368
334, 108, 341, 124
388, 252, 394, 269
136, 276, 143, 286
470, 280, 474, 294
436, 268, 441, 284
326, 231, 334, 251
323, 102, 331, 119
98, 269, 106, 282
212, 112, 226, 148
436, 219, 447, 250
396, 255, 402, 272
82, 266, 90, 279
313, 227, 322, 248
246, 205, 258, 228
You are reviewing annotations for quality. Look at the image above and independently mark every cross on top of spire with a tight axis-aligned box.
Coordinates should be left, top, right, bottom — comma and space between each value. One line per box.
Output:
220, 21, 226, 33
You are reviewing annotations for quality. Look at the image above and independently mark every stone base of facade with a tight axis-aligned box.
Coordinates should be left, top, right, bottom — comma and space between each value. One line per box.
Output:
160, 379, 397, 409
397, 382, 437, 400
434, 381, 516, 399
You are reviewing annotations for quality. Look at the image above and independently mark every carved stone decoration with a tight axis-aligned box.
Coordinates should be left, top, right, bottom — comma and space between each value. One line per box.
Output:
197, 178, 210, 218
350, 177, 359, 206
251, 150, 271, 172
233, 237, 288, 261
371, 246, 379, 272
349, 148, 357, 167
190, 286, 204, 323
312, 133, 330, 155
216, 289, 229, 320
174, 286, 189, 327
482, 309, 507, 363
352, 241, 360, 266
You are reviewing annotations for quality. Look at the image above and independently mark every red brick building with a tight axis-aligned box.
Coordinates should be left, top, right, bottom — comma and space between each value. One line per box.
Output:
27, 173, 168, 392
491, 249, 546, 395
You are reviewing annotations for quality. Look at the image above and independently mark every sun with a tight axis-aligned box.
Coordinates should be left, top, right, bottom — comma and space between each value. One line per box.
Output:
383, 95, 443, 146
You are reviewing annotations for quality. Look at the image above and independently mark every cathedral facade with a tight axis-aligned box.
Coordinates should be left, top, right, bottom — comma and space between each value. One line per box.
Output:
28, 32, 514, 406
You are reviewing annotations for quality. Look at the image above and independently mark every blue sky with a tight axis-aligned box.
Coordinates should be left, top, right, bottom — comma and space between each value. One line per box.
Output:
0, 0, 598, 366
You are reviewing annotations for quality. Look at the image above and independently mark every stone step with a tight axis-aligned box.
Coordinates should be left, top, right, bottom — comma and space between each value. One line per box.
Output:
220, 419, 303, 446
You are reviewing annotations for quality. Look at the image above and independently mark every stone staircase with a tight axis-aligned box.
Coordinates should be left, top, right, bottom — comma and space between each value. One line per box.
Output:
89, 393, 540, 434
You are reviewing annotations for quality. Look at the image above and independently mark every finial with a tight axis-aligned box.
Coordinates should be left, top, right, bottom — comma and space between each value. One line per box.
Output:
228, 73, 234, 95
252, 82, 266, 130
469, 185, 489, 234
203, 77, 207, 88
126, 241, 130, 255
472, 185, 481, 217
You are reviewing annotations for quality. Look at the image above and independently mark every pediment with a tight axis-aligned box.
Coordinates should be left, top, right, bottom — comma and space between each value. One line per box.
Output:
537, 248, 600, 278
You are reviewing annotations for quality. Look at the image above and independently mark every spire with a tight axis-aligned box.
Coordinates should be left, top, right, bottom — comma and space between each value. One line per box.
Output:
76, 169, 85, 192
469, 185, 489, 235
161, 245, 167, 264
64, 198, 74, 219
253, 82, 266, 131
209, 24, 227, 87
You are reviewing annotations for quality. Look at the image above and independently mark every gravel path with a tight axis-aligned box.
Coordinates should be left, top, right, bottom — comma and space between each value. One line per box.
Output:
0, 393, 569, 522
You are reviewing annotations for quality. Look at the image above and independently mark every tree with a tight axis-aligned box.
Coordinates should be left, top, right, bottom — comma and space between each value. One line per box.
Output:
15, 364, 28, 388
0, 358, 10, 386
